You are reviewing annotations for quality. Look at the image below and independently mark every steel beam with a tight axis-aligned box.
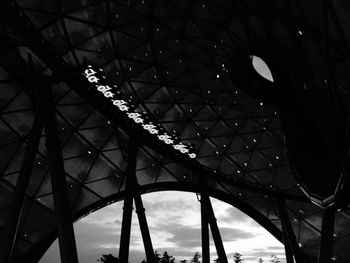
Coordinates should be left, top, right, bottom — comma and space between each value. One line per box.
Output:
0, 109, 43, 263
201, 195, 210, 263
39, 77, 79, 263
134, 193, 155, 263
201, 194, 228, 263
278, 200, 302, 263
0, 1, 309, 204
281, 218, 295, 263
119, 137, 138, 263
318, 207, 335, 263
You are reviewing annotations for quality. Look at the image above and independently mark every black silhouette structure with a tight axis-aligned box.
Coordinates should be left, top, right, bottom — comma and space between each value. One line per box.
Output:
0, 0, 350, 263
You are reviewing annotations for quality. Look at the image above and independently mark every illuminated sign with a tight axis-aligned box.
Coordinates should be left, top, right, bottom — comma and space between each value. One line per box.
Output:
83, 65, 197, 159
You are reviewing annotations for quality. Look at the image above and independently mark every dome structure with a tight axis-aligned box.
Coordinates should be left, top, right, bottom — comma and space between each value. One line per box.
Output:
0, 0, 350, 262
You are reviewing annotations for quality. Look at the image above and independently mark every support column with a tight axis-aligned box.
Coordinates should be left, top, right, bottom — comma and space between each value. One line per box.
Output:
201, 195, 210, 263
119, 137, 138, 263
318, 207, 335, 263
278, 200, 301, 263
0, 111, 43, 263
134, 194, 155, 263
40, 77, 79, 263
201, 194, 228, 263
282, 219, 295, 263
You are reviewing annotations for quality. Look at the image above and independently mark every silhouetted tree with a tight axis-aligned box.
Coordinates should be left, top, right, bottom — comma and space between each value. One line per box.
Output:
180, 260, 188, 263
257, 258, 264, 263
213, 258, 220, 263
153, 251, 175, 263
164, 251, 175, 263
191, 252, 200, 263
269, 255, 280, 263
154, 251, 162, 262
233, 252, 243, 263
97, 254, 119, 263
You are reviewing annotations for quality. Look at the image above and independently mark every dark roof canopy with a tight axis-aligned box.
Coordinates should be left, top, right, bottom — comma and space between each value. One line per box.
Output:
1, 0, 350, 262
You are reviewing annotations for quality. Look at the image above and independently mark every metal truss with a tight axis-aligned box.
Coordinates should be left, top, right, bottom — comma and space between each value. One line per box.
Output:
0, 1, 345, 263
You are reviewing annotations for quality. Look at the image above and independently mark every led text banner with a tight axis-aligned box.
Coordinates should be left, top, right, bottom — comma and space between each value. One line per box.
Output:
83, 65, 197, 159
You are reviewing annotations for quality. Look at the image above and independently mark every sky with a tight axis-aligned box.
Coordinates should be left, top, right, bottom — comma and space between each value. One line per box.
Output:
40, 191, 285, 263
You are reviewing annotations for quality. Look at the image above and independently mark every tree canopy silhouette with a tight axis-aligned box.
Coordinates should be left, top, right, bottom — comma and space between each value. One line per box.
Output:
233, 252, 243, 263
191, 252, 200, 263
97, 254, 119, 263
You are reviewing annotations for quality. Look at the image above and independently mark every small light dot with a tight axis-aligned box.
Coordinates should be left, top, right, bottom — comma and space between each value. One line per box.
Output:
298, 30, 303, 35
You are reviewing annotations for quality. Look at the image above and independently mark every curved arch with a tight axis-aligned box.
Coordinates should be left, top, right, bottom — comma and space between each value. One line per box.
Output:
16, 181, 283, 263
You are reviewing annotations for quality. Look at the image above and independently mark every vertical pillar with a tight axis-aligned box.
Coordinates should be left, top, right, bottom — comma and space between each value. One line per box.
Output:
201, 195, 210, 263
40, 77, 79, 263
278, 200, 301, 263
0, 112, 43, 263
282, 219, 295, 263
318, 207, 335, 263
134, 194, 155, 263
201, 194, 228, 263
119, 137, 138, 263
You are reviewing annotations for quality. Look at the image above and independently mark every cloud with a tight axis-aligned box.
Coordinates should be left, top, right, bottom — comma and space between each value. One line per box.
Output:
75, 219, 120, 251
155, 247, 199, 258
218, 206, 254, 225
243, 247, 286, 261
40, 192, 285, 263
143, 197, 195, 214
152, 222, 256, 253
219, 227, 256, 241
165, 224, 201, 248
